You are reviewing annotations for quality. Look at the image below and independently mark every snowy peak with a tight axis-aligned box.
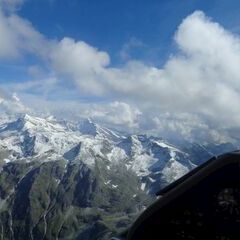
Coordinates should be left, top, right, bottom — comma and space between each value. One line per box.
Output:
1, 114, 65, 133
78, 118, 124, 141
0, 114, 127, 167
0, 114, 81, 160
116, 134, 192, 189
117, 134, 183, 159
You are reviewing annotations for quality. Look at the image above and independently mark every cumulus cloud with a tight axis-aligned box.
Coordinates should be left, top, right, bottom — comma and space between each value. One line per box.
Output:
0, 90, 29, 113
82, 101, 142, 129
9, 95, 142, 130
1, 9, 240, 136
150, 113, 229, 143
43, 11, 240, 130
103, 11, 240, 128
49, 37, 110, 95
161, 11, 240, 126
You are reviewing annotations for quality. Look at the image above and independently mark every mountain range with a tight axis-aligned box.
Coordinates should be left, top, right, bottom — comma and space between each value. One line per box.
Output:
0, 113, 238, 239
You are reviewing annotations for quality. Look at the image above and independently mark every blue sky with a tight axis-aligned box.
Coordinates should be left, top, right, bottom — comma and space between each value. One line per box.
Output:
17, 0, 240, 65
1, 0, 240, 139
0, 0, 238, 83
1, 0, 239, 82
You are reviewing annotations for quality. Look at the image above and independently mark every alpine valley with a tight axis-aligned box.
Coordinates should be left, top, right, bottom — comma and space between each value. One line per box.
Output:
0, 113, 237, 239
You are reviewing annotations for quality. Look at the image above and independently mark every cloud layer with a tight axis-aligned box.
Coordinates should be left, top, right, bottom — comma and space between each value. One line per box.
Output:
1, 9, 240, 140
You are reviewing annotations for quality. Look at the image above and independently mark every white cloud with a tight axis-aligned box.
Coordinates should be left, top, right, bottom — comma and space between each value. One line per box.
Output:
100, 11, 240, 128
82, 101, 142, 129
0, 91, 29, 113
7, 94, 142, 131
0, 9, 49, 59
49, 37, 110, 95
0, 10, 19, 58
1, 9, 240, 135
45, 10, 240, 130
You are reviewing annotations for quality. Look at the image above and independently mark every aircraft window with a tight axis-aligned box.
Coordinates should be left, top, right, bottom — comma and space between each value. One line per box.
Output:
130, 162, 240, 240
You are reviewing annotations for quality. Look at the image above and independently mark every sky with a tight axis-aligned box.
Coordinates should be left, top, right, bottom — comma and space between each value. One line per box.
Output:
1, 0, 240, 141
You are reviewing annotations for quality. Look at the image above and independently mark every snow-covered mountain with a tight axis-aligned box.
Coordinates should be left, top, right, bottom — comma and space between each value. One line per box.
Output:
0, 114, 195, 190
0, 113, 236, 192
0, 113, 238, 239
